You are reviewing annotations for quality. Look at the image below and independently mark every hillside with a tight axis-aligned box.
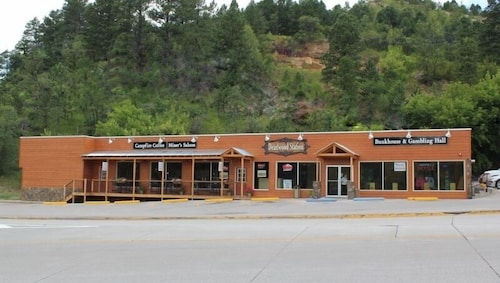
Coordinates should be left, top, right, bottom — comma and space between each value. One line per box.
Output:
0, 0, 498, 175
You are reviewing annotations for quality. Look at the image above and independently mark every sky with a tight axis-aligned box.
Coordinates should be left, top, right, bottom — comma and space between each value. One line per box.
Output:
0, 0, 488, 52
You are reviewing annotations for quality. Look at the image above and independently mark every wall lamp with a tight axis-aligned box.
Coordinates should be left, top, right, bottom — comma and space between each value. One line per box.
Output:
191, 136, 198, 143
158, 137, 164, 144
214, 136, 220, 142
108, 138, 114, 144
406, 130, 412, 139
127, 137, 134, 143
445, 129, 451, 138
298, 133, 304, 141
368, 131, 374, 139
264, 134, 270, 141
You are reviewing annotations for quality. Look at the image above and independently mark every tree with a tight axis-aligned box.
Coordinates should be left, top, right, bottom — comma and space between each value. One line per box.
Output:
479, 0, 500, 64
293, 16, 324, 44
322, 12, 361, 83
0, 106, 19, 175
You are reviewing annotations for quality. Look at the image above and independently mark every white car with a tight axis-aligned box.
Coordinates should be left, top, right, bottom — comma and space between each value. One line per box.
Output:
479, 169, 500, 189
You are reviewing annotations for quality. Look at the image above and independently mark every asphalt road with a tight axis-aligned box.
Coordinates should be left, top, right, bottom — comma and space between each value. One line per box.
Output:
1, 190, 500, 283
1, 215, 500, 283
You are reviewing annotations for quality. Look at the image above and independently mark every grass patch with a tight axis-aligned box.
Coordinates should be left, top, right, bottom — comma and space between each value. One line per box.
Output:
0, 172, 21, 200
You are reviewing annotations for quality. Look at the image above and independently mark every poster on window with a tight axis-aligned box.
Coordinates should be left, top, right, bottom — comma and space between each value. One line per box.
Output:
158, 162, 164, 172
283, 179, 292, 189
394, 162, 406, 172
257, 170, 267, 178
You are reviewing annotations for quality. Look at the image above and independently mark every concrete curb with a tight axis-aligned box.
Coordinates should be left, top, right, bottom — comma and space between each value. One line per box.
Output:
43, 201, 68, 206
114, 200, 140, 205
161, 198, 189, 204
84, 201, 111, 205
1, 209, 500, 221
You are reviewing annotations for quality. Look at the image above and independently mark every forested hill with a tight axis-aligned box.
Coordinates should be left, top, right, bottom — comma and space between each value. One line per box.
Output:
0, 0, 499, 174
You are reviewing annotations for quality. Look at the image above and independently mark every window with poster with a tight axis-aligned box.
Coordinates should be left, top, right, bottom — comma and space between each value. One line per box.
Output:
276, 162, 317, 190
359, 161, 407, 190
254, 162, 269, 190
414, 161, 464, 191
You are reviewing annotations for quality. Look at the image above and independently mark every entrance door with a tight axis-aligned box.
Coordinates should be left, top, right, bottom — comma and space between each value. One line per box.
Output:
326, 166, 351, 197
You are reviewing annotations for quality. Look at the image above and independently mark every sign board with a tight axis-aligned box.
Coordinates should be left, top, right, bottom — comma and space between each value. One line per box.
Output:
263, 137, 310, 156
133, 141, 197, 149
373, 137, 448, 146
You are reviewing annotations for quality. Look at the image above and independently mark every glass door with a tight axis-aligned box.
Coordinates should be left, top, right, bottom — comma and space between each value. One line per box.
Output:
327, 166, 351, 197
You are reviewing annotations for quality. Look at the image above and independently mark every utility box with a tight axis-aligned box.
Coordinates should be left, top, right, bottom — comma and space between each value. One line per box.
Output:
347, 181, 356, 199
312, 181, 320, 199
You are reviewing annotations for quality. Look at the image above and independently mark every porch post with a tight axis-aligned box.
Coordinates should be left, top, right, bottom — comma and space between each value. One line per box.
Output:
161, 159, 165, 199
240, 157, 244, 197
105, 158, 109, 202
220, 158, 224, 197
132, 158, 137, 200
191, 157, 195, 199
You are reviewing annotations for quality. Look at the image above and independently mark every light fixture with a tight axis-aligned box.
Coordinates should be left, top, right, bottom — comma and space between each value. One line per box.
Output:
214, 136, 220, 142
108, 138, 114, 144
445, 129, 451, 138
158, 137, 164, 144
406, 131, 412, 139
368, 131, 374, 139
191, 136, 198, 143
264, 134, 270, 141
127, 137, 133, 143
297, 133, 304, 141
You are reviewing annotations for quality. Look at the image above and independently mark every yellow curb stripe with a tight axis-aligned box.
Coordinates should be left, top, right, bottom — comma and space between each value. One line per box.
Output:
161, 198, 189, 204
84, 201, 111, 205
114, 200, 140, 205
251, 197, 280, 202
205, 198, 233, 203
407, 197, 439, 201
43, 201, 67, 206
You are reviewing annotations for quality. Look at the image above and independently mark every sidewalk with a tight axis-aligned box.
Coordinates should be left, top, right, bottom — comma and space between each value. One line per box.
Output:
0, 189, 499, 220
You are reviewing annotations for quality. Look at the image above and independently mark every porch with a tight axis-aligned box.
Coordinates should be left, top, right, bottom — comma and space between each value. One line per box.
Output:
63, 178, 247, 203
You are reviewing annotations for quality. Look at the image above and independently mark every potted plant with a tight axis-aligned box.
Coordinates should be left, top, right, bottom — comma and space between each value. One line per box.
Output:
244, 187, 254, 197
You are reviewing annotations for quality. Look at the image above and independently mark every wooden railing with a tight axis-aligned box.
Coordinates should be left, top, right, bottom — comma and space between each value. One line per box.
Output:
62, 178, 247, 202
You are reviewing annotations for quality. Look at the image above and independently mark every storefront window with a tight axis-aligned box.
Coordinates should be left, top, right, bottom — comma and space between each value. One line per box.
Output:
276, 162, 316, 189
254, 162, 269, 190
360, 163, 382, 190
151, 161, 182, 180
360, 162, 407, 190
194, 161, 229, 182
116, 161, 140, 180
414, 162, 437, 190
414, 161, 464, 191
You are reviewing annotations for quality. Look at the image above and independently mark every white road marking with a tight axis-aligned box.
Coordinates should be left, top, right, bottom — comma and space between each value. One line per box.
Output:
0, 223, 97, 229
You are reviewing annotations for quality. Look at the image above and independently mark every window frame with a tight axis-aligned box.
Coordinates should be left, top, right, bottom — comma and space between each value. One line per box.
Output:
359, 161, 408, 191
276, 161, 317, 190
413, 160, 465, 191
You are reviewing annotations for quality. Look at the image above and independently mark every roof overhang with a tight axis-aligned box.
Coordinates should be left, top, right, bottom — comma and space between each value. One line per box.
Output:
82, 147, 253, 160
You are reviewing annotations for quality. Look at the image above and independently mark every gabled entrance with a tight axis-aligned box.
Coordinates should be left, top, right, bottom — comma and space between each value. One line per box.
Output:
315, 142, 358, 198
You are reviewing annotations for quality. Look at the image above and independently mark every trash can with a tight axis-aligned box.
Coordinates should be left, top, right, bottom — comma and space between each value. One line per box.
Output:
294, 185, 300, 198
